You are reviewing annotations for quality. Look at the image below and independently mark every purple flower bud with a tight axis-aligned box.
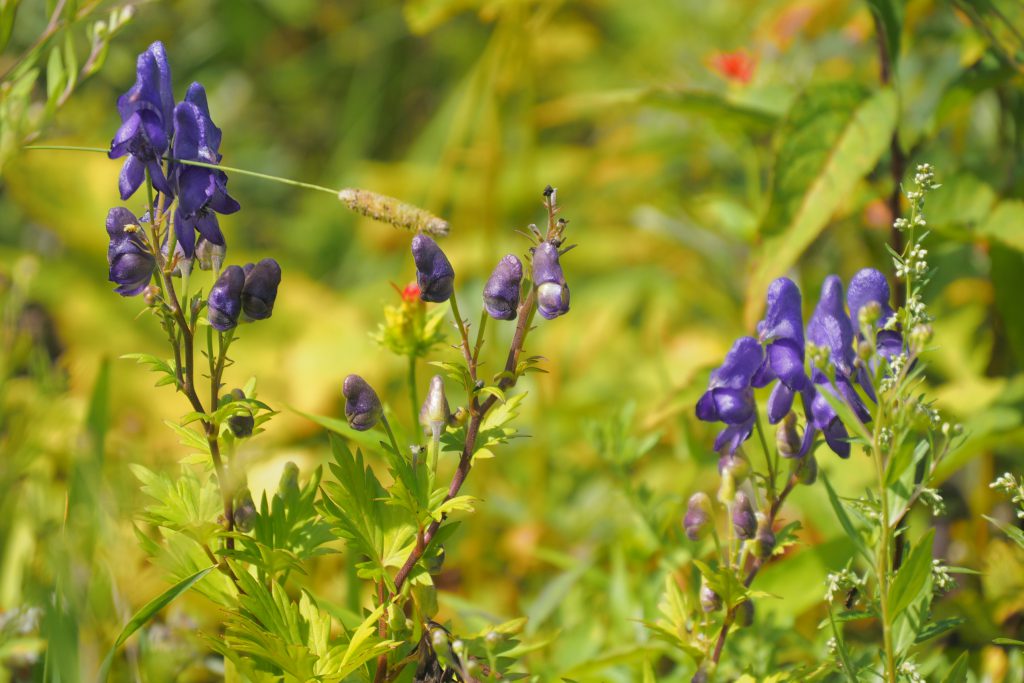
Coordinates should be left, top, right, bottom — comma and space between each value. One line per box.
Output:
108, 42, 175, 199
700, 581, 721, 612
775, 412, 802, 459
207, 265, 245, 331
532, 242, 570, 319
732, 491, 756, 540
233, 489, 257, 532
684, 492, 713, 541
226, 388, 254, 438
411, 234, 455, 303
343, 374, 383, 431
241, 258, 282, 321
106, 207, 155, 296
794, 452, 818, 485
483, 254, 523, 320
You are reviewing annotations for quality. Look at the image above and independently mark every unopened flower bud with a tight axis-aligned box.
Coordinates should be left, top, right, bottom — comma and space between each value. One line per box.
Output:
207, 265, 245, 331
683, 492, 713, 541
195, 236, 226, 272
776, 412, 802, 459
718, 468, 736, 504
718, 453, 749, 483
857, 339, 873, 361
233, 489, 257, 532
532, 242, 570, 320
700, 580, 722, 613
858, 301, 882, 331
794, 453, 818, 485
411, 234, 455, 302
278, 461, 300, 496
753, 512, 775, 559
419, 374, 451, 437
732, 491, 756, 540
736, 599, 755, 628
430, 627, 448, 650
483, 254, 523, 320
691, 668, 709, 683
225, 388, 255, 438
909, 323, 932, 351
142, 284, 160, 306
343, 374, 383, 431
241, 258, 282, 321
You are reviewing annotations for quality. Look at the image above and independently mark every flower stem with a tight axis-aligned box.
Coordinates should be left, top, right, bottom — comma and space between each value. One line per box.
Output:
408, 355, 419, 430
448, 293, 475, 385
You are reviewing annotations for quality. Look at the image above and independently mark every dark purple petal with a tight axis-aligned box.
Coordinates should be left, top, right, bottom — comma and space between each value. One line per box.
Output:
176, 166, 215, 216
751, 357, 775, 389
240, 258, 282, 321
208, 176, 240, 214
483, 254, 523, 320
766, 382, 795, 424
183, 82, 223, 158
807, 275, 855, 377
411, 234, 455, 303
116, 42, 174, 138
847, 268, 894, 329
810, 385, 851, 458
709, 337, 763, 391
877, 329, 903, 360
208, 265, 245, 331
767, 339, 808, 390
118, 156, 145, 200
759, 277, 804, 346
174, 207, 198, 258
533, 242, 570, 319
145, 158, 172, 196
343, 374, 383, 431
105, 207, 155, 297
194, 212, 224, 246
837, 375, 871, 424
713, 418, 755, 455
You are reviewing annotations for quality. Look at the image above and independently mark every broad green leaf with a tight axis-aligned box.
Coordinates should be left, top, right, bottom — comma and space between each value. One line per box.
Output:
865, 0, 903, 69
888, 529, 935, 619
822, 475, 871, 564
96, 565, 216, 681
941, 651, 969, 683
745, 85, 898, 326
0, 0, 19, 53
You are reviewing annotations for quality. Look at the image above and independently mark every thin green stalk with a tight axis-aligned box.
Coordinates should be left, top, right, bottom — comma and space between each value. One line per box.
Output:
408, 355, 419, 430
872, 434, 897, 683
448, 293, 475, 383
754, 408, 776, 503
24, 145, 340, 195
380, 415, 402, 460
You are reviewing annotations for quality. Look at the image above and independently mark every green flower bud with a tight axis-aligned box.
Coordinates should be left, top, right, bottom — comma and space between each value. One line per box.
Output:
700, 580, 721, 613
233, 489, 257, 532
412, 582, 438, 619
753, 512, 775, 559
278, 462, 299, 496
419, 374, 451, 438
736, 599, 755, 628
776, 412, 802, 459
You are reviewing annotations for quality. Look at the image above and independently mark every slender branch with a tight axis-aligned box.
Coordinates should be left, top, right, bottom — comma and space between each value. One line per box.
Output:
449, 294, 475, 384
392, 292, 537, 593
373, 582, 389, 683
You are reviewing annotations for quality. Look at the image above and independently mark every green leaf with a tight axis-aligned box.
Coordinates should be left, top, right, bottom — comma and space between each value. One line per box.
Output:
980, 200, 1024, 252
985, 515, 1024, 549
994, 638, 1024, 646
45, 45, 65, 106
941, 651, 969, 683
96, 565, 216, 681
0, 0, 20, 53
822, 475, 872, 564
744, 85, 898, 325
888, 529, 935, 619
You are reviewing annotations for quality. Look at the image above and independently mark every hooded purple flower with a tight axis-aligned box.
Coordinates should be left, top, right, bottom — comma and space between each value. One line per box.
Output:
343, 374, 383, 431
207, 265, 245, 331
805, 276, 870, 458
696, 336, 763, 455
240, 258, 282, 321
109, 42, 175, 199
171, 83, 240, 257
752, 277, 810, 425
411, 234, 455, 302
106, 207, 155, 296
533, 241, 570, 320
848, 267, 904, 374
483, 254, 523, 320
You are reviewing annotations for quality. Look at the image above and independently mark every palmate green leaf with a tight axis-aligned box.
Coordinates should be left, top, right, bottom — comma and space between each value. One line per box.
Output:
888, 529, 935, 620
693, 559, 747, 609
130, 464, 222, 546
744, 85, 898, 326
96, 565, 216, 682
319, 435, 416, 590
822, 475, 872, 564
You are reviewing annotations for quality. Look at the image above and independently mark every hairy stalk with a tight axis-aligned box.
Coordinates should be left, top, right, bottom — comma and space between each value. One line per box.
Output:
872, 433, 897, 683
449, 294, 475, 384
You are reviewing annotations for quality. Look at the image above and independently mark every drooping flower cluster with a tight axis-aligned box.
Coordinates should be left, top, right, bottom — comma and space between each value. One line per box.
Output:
696, 267, 902, 461
103, 42, 282, 333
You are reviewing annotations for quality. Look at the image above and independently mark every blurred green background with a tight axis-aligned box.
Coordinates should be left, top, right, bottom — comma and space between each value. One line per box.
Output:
2, 0, 1024, 680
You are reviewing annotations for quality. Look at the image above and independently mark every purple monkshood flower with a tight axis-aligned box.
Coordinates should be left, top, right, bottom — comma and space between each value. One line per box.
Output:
208, 265, 245, 331
533, 242, 570, 320
106, 207, 155, 296
343, 374, 383, 431
411, 234, 455, 302
848, 268, 904, 399
752, 277, 811, 426
109, 42, 175, 200
805, 276, 870, 458
483, 254, 523, 320
172, 83, 240, 257
240, 258, 282, 321
696, 336, 763, 455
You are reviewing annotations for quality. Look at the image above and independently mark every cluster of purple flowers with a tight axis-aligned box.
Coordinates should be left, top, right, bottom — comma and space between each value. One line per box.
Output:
104, 42, 280, 331
696, 268, 901, 461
